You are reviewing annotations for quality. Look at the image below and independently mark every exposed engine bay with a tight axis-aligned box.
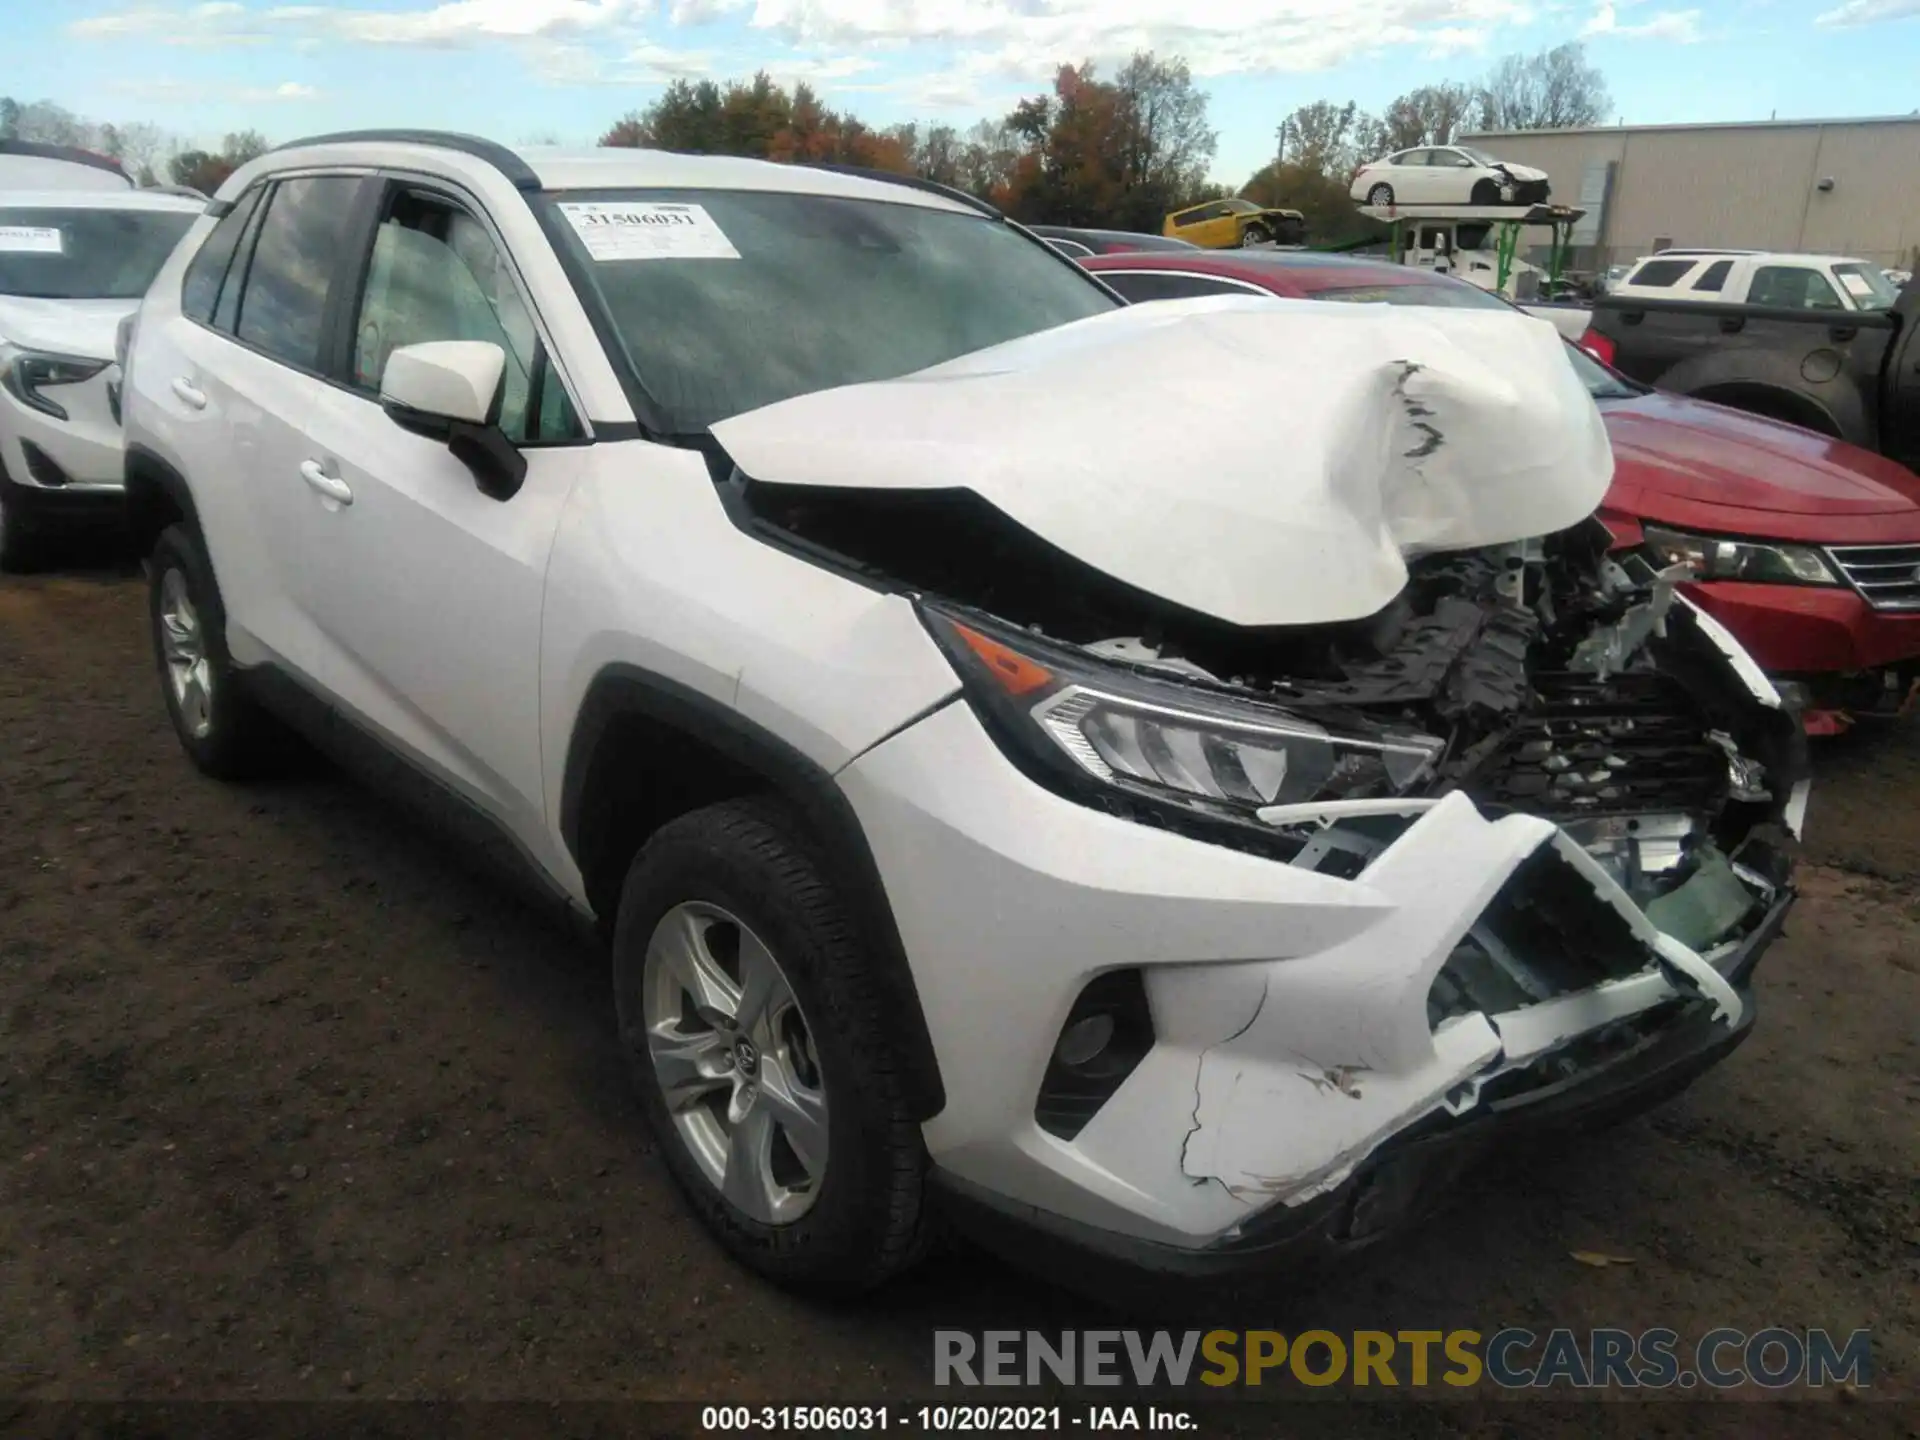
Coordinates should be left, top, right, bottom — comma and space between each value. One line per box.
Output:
733, 477, 1804, 1038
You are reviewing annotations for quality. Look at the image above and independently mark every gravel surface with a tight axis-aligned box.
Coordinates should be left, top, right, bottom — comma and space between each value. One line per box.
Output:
2, 567, 1915, 1436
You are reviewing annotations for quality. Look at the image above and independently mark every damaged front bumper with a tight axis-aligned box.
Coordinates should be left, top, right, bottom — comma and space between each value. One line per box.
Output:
839, 699, 1795, 1270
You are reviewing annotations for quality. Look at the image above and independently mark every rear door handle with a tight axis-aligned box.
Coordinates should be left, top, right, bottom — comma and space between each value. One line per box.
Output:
171, 377, 207, 410
299, 460, 353, 506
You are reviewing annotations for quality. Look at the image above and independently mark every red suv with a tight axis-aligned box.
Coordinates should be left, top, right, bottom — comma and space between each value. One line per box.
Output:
1084, 249, 1920, 732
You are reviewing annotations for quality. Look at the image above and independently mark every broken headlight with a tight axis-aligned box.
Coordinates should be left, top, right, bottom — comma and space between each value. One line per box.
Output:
923, 606, 1442, 830
1642, 525, 1837, 586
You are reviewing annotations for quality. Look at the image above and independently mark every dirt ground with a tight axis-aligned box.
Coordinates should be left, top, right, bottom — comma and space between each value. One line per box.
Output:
2, 566, 1917, 1436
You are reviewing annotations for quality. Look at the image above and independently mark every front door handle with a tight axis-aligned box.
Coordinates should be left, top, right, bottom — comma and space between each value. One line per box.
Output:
299, 460, 353, 506
171, 377, 207, 410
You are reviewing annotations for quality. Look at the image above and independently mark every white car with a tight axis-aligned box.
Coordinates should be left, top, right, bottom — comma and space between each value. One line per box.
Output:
1608, 251, 1900, 312
120, 132, 1802, 1294
0, 140, 135, 194
0, 187, 202, 567
1350, 145, 1550, 209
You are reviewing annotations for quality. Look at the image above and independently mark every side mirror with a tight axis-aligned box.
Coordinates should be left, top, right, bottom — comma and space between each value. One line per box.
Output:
380, 341, 527, 502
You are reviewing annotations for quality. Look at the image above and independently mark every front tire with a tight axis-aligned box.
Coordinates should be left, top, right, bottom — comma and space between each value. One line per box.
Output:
1240, 222, 1273, 247
612, 798, 933, 1295
1366, 183, 1394, 206
148, 522, 283, 779
1471, 179, 1500, 206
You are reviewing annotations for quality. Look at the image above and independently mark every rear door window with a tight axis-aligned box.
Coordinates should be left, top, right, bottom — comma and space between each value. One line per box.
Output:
1749, 266, 1845, 310
233, 175, 365, 372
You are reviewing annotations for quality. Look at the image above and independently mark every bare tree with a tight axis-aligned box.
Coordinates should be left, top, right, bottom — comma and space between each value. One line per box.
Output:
1278, 100, 1363, 178
1380, 82, 1475, 150
1111, 52, 1216, 198
10, 100, 92, 147
1476, 41, 1610, 132
107, 121, 169, 185
914, 122, 963, 187
956, 117, 1020, 198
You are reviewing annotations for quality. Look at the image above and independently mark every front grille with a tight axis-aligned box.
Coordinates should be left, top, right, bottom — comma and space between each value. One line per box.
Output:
1827, 543, 1920, 611
1462, 672, 1727, 820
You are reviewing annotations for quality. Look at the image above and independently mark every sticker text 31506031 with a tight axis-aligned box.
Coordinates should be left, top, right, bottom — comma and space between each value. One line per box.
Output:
559, 202, 739, 262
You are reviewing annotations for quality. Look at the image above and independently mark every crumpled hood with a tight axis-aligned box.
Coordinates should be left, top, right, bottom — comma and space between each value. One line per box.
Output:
0, 296, 135, 362
713, 297, 1613, 627
1604, 390, 1920, 518
1496, 163, 1548, 181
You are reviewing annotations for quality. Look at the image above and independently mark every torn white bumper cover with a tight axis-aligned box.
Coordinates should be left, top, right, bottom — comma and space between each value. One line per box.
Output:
1178, 792, 1742, 1211
719, 297, 1802, 1267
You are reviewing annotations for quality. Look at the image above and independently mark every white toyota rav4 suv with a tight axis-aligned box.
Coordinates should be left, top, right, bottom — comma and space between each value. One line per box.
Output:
120, 131, 1806, 1295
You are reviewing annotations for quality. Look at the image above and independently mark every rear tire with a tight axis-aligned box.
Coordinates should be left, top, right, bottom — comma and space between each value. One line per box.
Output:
1366, 183, 1394, 206
148, 522, 285, 780
612, 797, 934, 1296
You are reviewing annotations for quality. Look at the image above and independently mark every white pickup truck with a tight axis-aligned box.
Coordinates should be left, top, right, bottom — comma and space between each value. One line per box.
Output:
1608, 251, 1899, 313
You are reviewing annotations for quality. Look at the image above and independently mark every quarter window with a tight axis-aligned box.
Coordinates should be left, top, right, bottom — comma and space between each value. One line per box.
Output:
234, 176, 364, 371
349, 188, 577, 443
1624, 259, 1694, 288
1692, 260, 1733, 292
180, 185, 263, 325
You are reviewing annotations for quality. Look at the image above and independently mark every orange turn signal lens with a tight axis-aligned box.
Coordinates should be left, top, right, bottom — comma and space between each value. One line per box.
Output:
950, 621, 1054, 697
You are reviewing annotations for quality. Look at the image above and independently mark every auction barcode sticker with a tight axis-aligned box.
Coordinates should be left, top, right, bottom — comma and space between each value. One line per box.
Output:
559, 202, 740, 261
0, 226, 64, 255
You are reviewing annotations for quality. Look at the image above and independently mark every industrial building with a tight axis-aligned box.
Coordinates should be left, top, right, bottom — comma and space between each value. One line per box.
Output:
1458, 115, 1920, 272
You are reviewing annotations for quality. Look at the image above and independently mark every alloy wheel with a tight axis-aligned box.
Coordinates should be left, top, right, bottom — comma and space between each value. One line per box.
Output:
158, 567, 214, 739
642, 901, 828, 1225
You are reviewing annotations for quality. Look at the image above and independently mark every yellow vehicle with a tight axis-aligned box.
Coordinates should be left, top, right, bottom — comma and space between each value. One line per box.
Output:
1163, 197, 1307, 249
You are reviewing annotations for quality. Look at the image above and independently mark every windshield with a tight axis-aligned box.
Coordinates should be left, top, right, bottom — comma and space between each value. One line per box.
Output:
1308, 279, 1639, 400
1456, 146, 1503, 166
0, 207, 196, 299
545, 189, 1116, 433
1833, 262, 1899, 311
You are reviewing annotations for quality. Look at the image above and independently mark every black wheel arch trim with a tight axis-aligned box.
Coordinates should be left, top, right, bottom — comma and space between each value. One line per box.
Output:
124, 444, 207, 551
561, 663, 947, 1119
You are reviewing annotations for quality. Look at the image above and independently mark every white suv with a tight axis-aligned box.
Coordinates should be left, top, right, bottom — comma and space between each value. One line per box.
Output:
0, 186, 202, 567
121, 131, 1805, 1294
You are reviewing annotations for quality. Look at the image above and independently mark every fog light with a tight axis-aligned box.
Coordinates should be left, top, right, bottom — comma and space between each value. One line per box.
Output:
1034, 970, 1154, 1141
1055, 1013, 1114, 1067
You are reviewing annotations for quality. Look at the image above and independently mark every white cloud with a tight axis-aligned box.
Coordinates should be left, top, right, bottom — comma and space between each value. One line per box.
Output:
74, 0, 1545, 78
1581, 1, 1702, 38
266, 0, 641, 45
73, 0, 645, 47
1816, 0, 1920, 22
112, 76, 320, 102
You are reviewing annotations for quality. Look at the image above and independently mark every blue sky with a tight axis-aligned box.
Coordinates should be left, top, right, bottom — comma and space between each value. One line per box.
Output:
15, 0, 1920, 183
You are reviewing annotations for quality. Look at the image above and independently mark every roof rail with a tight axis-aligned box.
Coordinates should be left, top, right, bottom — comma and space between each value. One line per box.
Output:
0, 139, 132, 184
790, 162, 1001, 219
270, 129, 541, 191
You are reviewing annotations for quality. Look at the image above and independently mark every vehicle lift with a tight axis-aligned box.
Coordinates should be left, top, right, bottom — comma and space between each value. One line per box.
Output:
1355, 202, 1586, 295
